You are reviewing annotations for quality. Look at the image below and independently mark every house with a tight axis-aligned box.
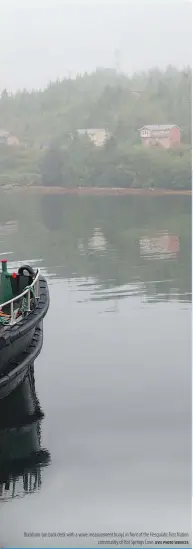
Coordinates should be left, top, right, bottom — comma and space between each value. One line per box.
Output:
6, 134, 20, 146
0, 129, 19, 146
139, 125, 181, 149
131, 90, 141, 99
76, 128, 111, 147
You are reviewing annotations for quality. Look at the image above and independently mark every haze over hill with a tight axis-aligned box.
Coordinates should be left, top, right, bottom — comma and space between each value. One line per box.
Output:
0, 1, 191, 91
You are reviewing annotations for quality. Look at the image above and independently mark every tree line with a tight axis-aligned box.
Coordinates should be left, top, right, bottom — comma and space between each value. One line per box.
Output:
0, 66, 191, 189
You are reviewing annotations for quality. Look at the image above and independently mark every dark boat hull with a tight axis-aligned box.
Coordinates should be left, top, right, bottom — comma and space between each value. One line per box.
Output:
0, 322, 43, 400
0, 275, 49, 375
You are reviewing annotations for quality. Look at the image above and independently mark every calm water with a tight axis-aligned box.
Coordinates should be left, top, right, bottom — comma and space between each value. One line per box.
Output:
0, 193, 191, 548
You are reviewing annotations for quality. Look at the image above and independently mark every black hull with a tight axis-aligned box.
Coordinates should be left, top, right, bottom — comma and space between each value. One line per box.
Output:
0, 275, 49, 374
0, 322, 43, 400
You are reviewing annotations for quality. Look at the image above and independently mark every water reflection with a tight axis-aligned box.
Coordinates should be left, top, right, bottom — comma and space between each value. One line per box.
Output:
0, 365, 50, 500
0, 220, 18, 235
88, 228, 107, 252
0, 191, 191, 542
140, 232, 180, 260
41, 194, 64, 231
0, 192, 191, 304
40, 194, 191, 303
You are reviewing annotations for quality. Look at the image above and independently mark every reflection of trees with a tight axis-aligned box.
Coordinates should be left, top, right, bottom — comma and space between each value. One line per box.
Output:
41, 194, 64, 230
0, 365, 50, 500
0, 192, 191, 303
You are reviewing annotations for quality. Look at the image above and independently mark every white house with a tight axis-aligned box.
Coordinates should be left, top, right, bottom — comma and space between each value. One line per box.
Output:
76, 128, 111, 147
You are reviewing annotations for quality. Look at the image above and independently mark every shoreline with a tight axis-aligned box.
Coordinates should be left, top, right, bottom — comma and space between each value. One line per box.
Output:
1, 186, 191, 196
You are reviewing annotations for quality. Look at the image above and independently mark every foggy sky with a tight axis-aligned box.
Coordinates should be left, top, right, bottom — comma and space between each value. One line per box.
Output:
0, 0, 191, 92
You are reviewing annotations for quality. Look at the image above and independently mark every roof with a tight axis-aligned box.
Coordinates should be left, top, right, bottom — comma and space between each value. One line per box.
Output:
139, 124, 180, 131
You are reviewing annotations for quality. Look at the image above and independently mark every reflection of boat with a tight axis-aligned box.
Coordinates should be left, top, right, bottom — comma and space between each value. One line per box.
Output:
0, 365, 50, 500
0, 260, 49, 397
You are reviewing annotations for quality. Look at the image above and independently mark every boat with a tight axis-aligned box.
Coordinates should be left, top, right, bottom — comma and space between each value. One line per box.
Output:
0, 365, 50, 500
0, 259, 49, 398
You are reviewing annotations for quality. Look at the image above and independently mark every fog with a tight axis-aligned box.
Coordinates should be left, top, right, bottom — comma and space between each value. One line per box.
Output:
0, 0, 191, 91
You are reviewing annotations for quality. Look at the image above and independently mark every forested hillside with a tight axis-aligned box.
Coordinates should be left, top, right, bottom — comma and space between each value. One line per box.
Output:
0, 66, 191, 189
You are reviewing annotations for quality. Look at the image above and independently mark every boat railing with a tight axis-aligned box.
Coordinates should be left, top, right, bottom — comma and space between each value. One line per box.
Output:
0, 268, 40, 325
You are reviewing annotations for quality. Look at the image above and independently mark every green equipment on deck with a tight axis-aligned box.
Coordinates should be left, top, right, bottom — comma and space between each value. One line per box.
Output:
0, 259, 13, 303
